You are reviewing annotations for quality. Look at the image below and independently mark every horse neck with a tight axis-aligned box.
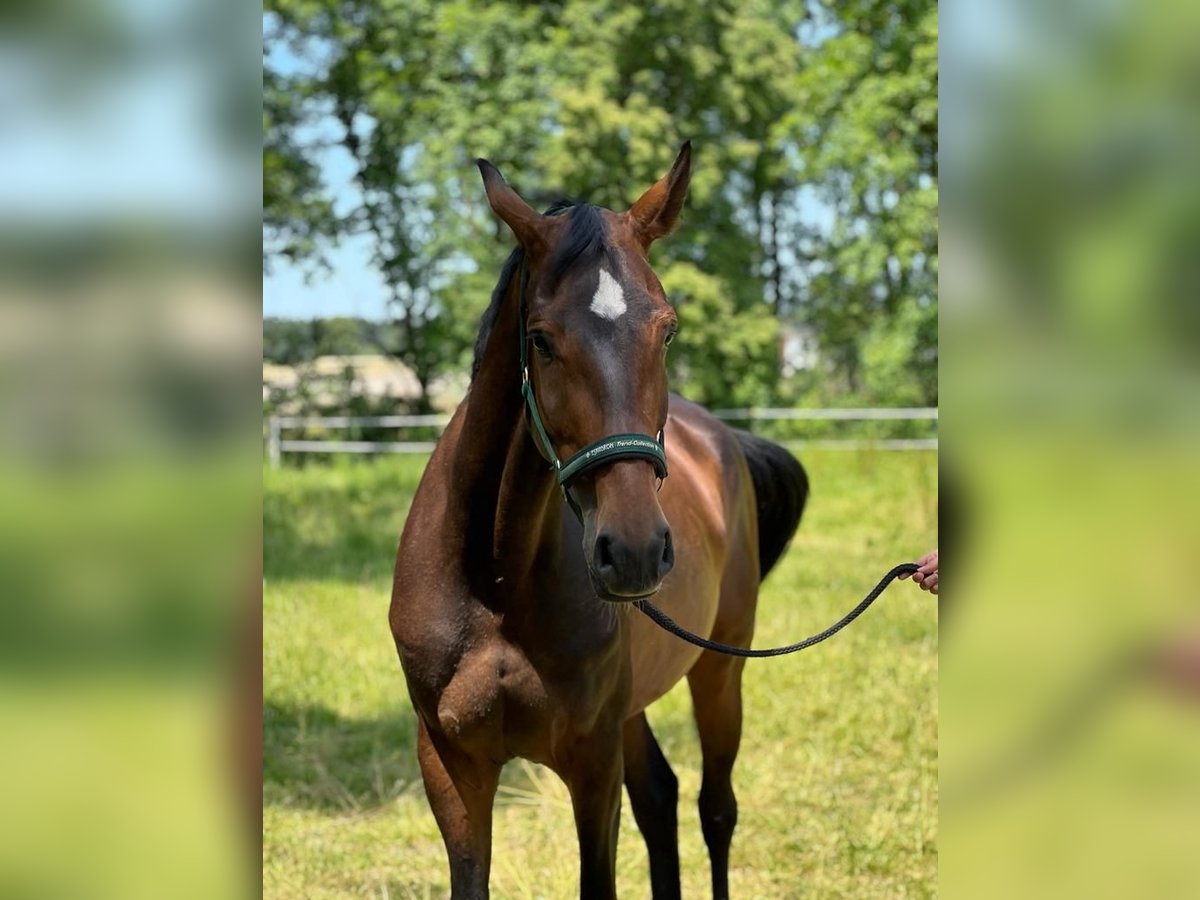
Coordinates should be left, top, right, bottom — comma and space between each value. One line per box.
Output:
451, 268, 564, 602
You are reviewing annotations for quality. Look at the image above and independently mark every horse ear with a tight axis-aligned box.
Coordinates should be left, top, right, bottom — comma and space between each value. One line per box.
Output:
476, 159, 547, 252
627, 141, 691, 247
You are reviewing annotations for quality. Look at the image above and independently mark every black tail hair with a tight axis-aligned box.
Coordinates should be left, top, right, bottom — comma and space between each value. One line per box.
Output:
734, 430, 809, 579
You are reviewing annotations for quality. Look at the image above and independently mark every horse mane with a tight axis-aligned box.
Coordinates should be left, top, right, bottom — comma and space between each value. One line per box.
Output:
471, 200, 609, 379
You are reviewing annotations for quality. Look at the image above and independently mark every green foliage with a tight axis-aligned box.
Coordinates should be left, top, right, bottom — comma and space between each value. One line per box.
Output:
661, 262, 779, 409
784, 2, 938, 401
263, 65, 340, 267
263, 0, 937, 408
860, 295, 938, 406
263, 317, 379, 364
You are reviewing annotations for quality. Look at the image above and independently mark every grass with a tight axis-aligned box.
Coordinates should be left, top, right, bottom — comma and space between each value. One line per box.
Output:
264, 449, 938, 898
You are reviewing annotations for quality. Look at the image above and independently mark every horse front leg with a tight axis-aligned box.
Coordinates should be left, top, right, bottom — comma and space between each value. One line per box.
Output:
561, 725, 625, 900
416, 718, 500, 899
623, 711, 681, 899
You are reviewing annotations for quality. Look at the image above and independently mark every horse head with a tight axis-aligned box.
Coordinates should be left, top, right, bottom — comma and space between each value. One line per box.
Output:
476, 142, 692, 601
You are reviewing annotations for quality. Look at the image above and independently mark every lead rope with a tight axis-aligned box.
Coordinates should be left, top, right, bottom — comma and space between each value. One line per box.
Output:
632, 562, 922, 658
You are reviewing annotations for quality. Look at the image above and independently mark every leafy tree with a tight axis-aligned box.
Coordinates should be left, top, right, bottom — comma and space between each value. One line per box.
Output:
263, 317, 312, 365
660, 263, 779, 409
263, 317, 374, 363
313, 317, 370, 357
783, 0, 938, 401
263, 63, 340, 267
263, 0, 937, 408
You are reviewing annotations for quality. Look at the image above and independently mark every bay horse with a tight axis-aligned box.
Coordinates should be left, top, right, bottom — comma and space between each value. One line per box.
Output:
389, 141, 808, 899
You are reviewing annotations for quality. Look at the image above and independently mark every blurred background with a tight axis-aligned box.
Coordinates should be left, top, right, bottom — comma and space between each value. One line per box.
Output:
4, 0, 1194, 893
0, 0, 258, 896
941, 0, 1200, 896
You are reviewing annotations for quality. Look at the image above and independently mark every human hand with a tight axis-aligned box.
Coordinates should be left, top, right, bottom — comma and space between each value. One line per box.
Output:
901, 549, 938, 595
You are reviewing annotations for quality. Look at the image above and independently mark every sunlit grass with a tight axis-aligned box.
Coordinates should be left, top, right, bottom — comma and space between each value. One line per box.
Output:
264, 449, 937, 898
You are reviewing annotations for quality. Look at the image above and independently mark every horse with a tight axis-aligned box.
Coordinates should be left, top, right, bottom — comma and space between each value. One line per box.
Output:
389, 141, 808, 899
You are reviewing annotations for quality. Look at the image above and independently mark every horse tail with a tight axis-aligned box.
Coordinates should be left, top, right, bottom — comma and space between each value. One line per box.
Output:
734, 430, 809, 580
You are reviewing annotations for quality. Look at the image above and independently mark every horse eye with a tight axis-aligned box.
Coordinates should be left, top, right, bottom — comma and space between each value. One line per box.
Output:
530, 333, 553, 359
664, 329, 677, 348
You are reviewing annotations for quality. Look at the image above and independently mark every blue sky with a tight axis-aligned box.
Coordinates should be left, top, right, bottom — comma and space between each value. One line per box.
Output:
265, 235, 393, 320
264, 24, 395, 319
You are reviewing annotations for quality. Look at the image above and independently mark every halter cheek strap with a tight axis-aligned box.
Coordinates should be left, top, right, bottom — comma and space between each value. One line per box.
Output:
517, 259, 668, 500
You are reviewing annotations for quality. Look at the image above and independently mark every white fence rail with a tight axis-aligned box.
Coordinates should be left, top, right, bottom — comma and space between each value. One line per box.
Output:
266, 408, 937, 465
712, 407, 938, 420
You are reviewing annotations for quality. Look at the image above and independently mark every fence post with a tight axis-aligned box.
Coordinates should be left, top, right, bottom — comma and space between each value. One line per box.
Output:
267, 417, 282, 468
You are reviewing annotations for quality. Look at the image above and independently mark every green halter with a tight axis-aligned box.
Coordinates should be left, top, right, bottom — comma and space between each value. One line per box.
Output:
517, 258, 668, 504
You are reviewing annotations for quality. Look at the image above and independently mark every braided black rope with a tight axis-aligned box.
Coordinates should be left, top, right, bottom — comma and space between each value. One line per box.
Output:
633, 562, 922, 658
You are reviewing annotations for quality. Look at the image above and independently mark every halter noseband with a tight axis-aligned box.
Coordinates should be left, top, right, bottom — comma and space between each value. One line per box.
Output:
517, 258, 668, 509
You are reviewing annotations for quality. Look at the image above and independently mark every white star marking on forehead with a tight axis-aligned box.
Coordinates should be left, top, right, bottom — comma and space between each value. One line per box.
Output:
589, 267, 627, 321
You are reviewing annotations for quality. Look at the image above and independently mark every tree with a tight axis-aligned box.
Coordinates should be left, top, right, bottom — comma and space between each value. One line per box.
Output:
263, 0, 938, 408
263, 62, 340, 268
783, 0, 938, 402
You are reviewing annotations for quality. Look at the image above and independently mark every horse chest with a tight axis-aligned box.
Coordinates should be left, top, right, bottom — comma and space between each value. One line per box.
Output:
429, 643, 493, 732
433, 630, 621, 765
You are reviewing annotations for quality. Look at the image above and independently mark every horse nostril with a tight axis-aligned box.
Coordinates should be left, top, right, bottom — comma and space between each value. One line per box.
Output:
659, 528, 675, 575
595, 532, 616, 572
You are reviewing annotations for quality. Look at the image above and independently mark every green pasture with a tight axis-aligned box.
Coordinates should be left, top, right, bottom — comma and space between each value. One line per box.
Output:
264, 449, 938, 898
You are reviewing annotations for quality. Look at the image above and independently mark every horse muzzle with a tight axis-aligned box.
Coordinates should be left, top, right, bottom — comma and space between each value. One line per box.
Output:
589, 522, 674, 602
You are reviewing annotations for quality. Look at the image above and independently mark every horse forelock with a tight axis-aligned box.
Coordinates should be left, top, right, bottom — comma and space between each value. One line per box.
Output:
544, 201, 608, 287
